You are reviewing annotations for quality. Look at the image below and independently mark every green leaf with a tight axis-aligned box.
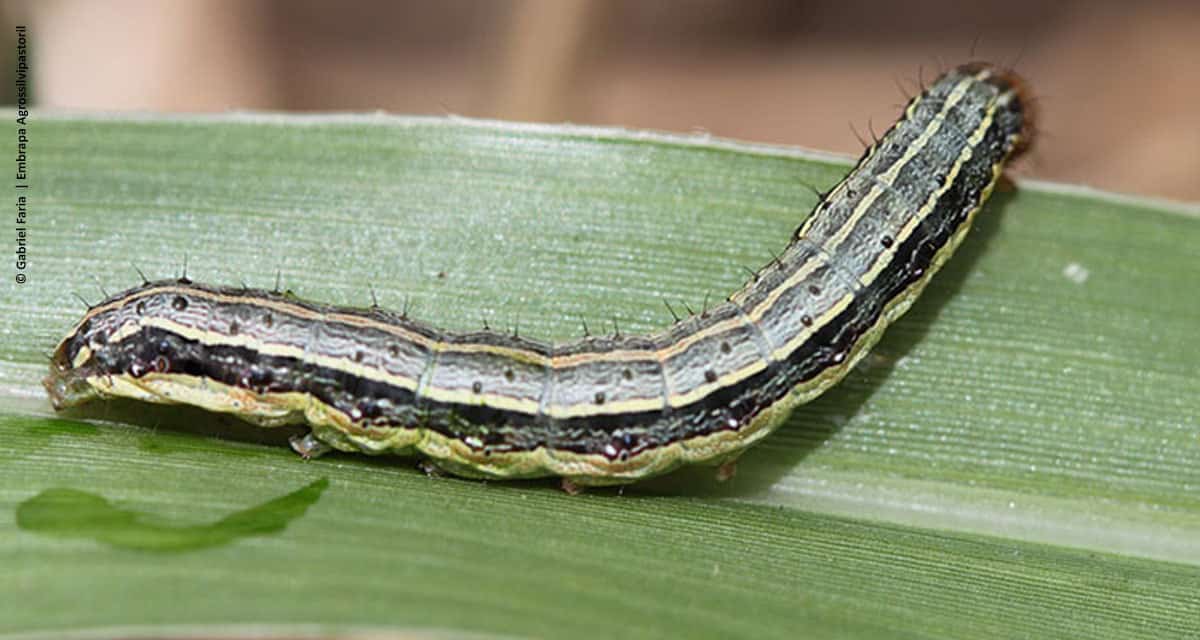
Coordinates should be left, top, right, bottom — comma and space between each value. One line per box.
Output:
4, 115, 1198, 639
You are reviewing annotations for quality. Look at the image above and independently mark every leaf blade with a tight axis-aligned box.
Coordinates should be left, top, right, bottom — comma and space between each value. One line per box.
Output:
3, 115, 1198, 638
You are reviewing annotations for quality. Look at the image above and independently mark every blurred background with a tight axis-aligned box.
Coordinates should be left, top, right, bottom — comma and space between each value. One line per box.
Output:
5, 0, 1198, 200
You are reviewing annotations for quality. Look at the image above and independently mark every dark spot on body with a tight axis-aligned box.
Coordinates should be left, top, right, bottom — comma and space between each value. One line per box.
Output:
354, 351, 365, 363
388, 345, 400, 357
881, 235, 894, 248
135, 301, 146, 315
240, 366, 273, 390
472, 381, 483, 394
229, 320, 239, 336
358, 400, 382, 420
720, 341, 731, 354
171, 296, 188, 311
594, 391, 606, 405
622, 368, 633, 381
801, 314, 814, 327
504, 368, 515, 382
808, 285, 821, 295
262, 313, 273, 328
705, 369, 718, 383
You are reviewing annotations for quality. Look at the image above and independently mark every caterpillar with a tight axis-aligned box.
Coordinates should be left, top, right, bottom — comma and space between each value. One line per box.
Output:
45, 62, 1032, 489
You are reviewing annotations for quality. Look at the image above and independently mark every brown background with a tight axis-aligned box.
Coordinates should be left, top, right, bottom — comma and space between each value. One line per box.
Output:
11, 0, 1200, 200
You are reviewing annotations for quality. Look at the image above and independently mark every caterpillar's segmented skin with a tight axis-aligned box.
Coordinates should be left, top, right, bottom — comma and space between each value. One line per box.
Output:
46, 63, 1031, 487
